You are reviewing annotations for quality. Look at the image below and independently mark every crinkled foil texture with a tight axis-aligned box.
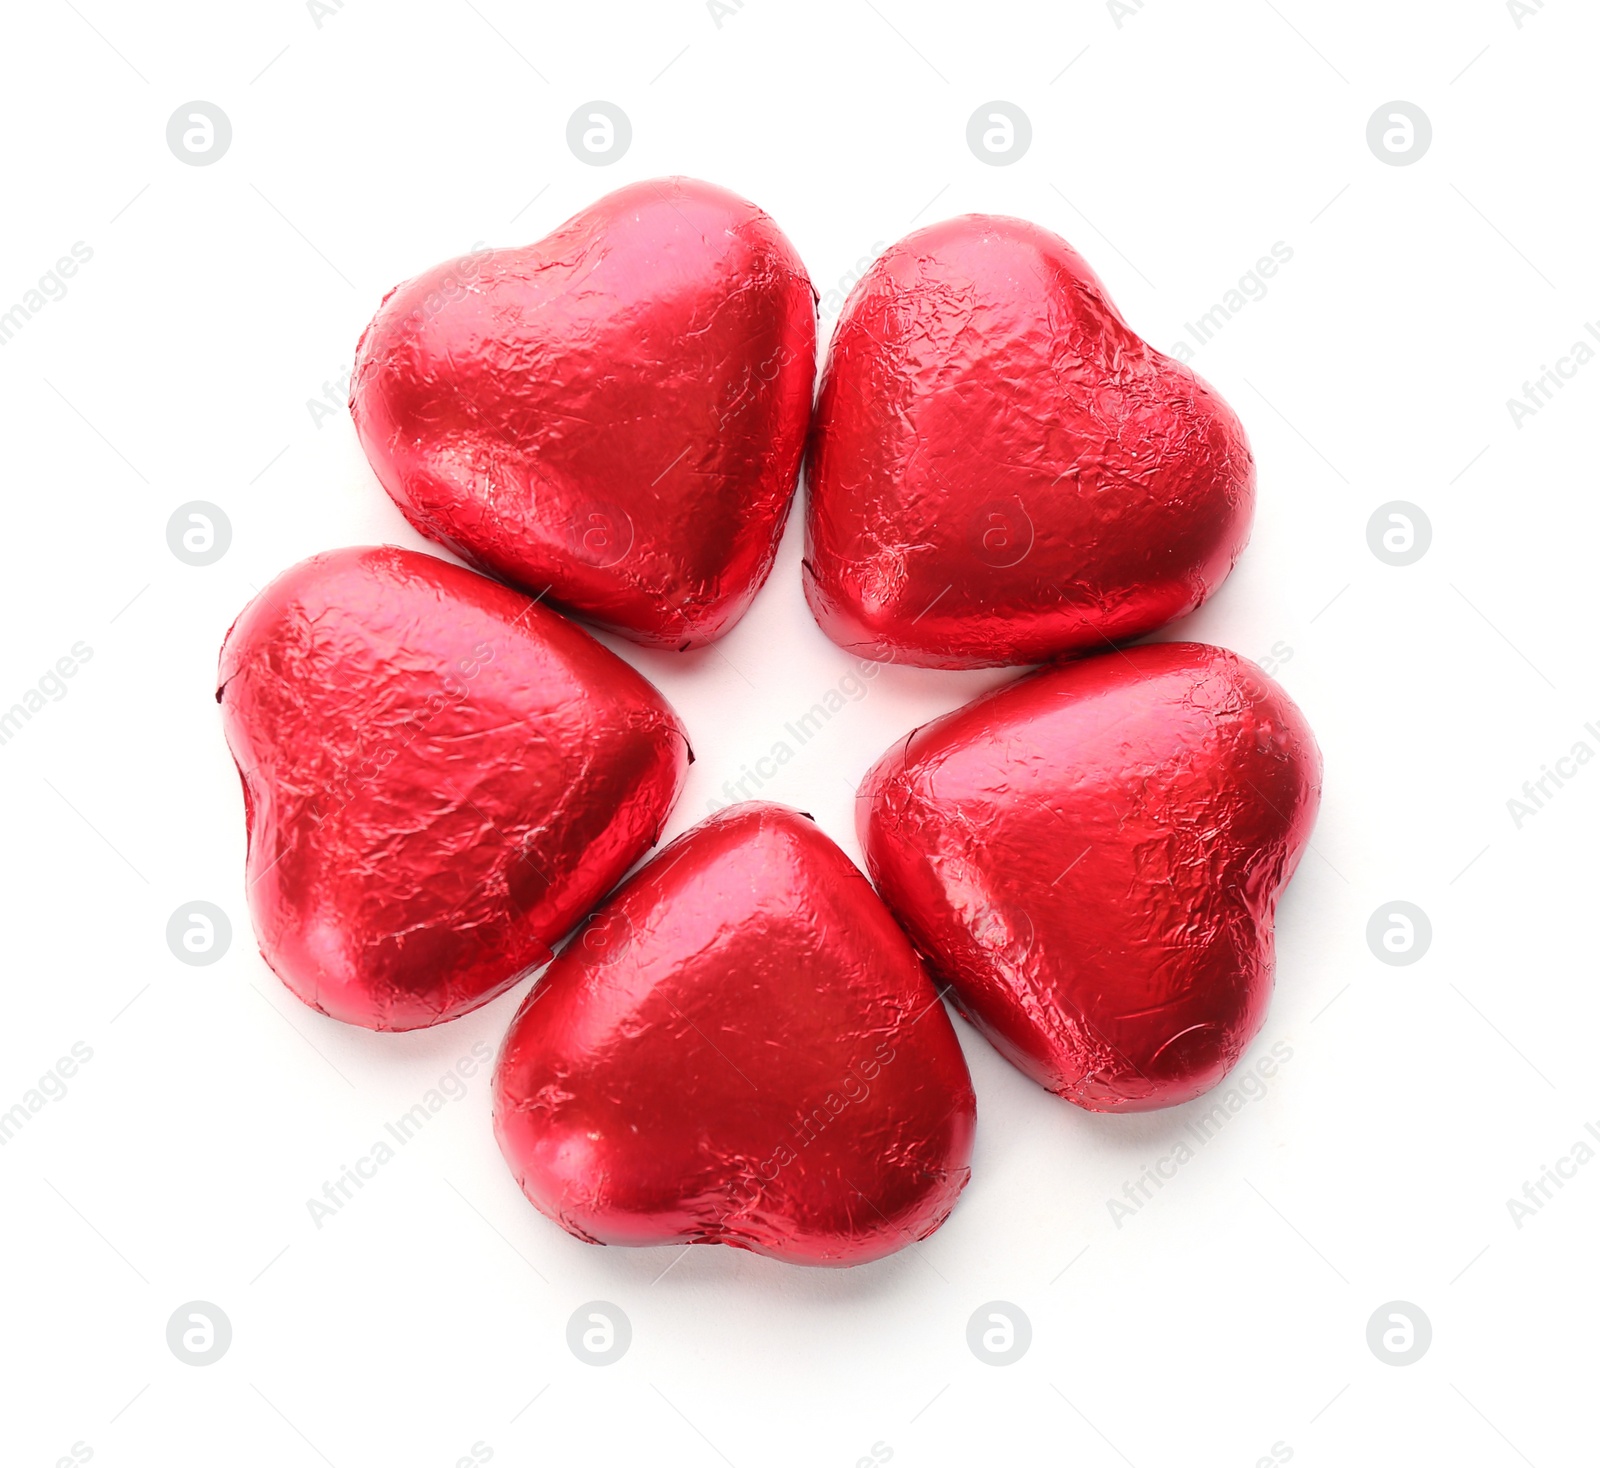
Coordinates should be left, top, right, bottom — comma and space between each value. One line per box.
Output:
494, 803, 976, 1266
351, 177, 818, 650
859, 643, 1321, 1112
805, 215, 1255, 668
217, 546, 690, 1031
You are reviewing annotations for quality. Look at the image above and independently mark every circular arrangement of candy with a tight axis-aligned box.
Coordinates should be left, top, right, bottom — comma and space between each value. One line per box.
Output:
218, 177, 1323, 1270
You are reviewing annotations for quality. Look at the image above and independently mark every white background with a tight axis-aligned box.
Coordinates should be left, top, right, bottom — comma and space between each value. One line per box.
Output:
2, 1, 1595, 1464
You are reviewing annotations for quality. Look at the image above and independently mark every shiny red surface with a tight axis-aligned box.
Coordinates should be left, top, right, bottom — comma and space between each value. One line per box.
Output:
217, 546, 690, 1031
351, 177, 817, 651
859, 643, 1320, 1111
805, 216, 1255, 668
494, 803, 976, 1266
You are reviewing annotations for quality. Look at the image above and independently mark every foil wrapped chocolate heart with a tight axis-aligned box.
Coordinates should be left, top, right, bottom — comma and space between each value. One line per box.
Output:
217, 546, 690, 1031
494, 803, 976, 1266
859, 643, 1320, 1111
351, 177, 817, 650
805, 216, 1255, 667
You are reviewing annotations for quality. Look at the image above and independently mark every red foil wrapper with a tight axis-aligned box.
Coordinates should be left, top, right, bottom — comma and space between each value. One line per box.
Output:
351, 177, 817, 651
859, 643, 1320, 1111
804, 216, 1254, 668
217, 546, 690, 1031
494, 803, 976, 1266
